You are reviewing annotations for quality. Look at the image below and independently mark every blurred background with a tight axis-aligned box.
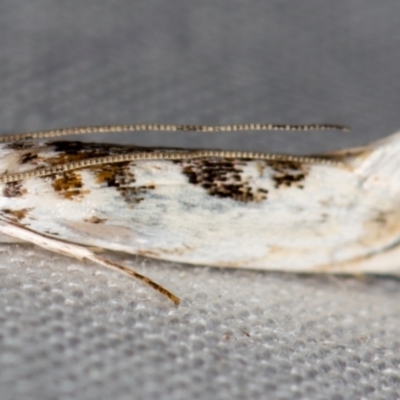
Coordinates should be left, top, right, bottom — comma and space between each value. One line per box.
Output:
1, 2, 400, 400
2, 1, 400, 152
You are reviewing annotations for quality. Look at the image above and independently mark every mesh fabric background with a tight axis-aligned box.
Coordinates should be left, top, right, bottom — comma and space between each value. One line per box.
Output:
1, 2, 400, 399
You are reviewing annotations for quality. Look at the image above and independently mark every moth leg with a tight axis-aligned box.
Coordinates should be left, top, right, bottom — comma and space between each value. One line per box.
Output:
0, 220, 180, 305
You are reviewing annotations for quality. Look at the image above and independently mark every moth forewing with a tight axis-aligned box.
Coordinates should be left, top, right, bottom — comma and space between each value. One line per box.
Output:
1, 123, 399, 304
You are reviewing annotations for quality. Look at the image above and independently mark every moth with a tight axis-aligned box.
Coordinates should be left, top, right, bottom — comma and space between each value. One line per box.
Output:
0, 123, 399, 304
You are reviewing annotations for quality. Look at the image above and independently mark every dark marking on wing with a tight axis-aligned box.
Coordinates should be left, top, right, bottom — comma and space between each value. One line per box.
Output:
320, 213, 329, 223
177, 158, 268, 203
49, 141, 154, 155
1, 208, 31, 221
91, 162, 156, 205
20, 152, 38, 164
5, 140, 35, 150
3, 182, 27, 198
45, 141, 159, 165
37, 141, 189, 169
44, 230, 59, 236
51, 171, 84, 200
84, 216, 108, 224
93, 162, 134, 185
266, 160, 309, 189
36, 141, 145, 168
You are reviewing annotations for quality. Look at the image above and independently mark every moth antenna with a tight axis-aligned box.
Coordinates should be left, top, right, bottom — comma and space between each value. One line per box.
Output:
0, 220, 180, 305
0, 150, 346, 184
0, 123, 349, 143
92, 255, 180, 305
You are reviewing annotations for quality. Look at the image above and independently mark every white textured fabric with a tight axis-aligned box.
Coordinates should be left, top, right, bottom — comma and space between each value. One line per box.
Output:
1, 2, 400, 399
0, 246, 400, 399
2, 244, 400, 400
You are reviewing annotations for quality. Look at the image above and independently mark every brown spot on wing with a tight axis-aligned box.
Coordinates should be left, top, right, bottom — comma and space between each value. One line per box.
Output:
93, 162, 134, 185
91, 162, 155, 205
3, 182, 27, 198
2, 208, 31, 221
20, 152, 38, 164
266, 160, 309, 189
178, 158, 268, 203
52, 171, 86, 200
84, 216, 108, 224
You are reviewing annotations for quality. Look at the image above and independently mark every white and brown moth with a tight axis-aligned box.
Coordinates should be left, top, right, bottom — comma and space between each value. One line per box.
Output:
0, 123, 399, 304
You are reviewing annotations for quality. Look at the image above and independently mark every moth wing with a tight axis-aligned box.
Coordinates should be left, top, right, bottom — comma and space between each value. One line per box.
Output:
1, 139, 400, 274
